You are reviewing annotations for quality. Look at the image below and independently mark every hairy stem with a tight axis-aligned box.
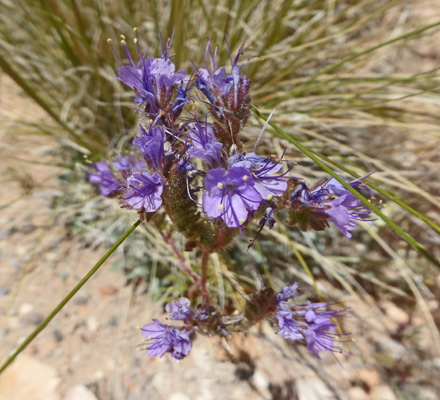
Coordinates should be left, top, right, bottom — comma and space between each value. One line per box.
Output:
0, 219, 142, 375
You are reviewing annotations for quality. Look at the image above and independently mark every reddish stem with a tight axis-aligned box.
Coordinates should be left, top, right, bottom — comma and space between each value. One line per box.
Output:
162, 233, 199, 283
201, 251, 209, 297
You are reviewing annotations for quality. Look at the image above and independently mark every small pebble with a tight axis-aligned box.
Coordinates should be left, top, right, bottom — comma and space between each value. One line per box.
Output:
0, 227, 16, 240
26, 312, 44, 325
19, 303, 34, 316
99, 285, 118, 296
60, 270, 69, 282
53, 329, 63, 342
108, 316, 118, 327
0, 326, 9, 336
74, 296, 88, 305
20, 223, 36, 234
0, 287, 10, 297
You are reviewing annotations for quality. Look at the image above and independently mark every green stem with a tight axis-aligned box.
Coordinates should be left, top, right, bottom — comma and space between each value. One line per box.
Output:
0, 219, 142, 375
252, 107, 440, 270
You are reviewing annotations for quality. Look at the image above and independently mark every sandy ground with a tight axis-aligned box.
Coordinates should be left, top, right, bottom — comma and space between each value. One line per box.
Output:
1, 3, 440, 398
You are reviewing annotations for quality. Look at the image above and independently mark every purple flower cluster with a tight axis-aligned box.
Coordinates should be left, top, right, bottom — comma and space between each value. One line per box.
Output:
141, 319, 193, 360
276, 284, 350, 359
87, 31, 377, 242
140, 297, 195, 360
109, 31, 187, 119
83, 32, 377, 363
289, 175, 375, 238
140, 296, 226, 360
141, 288, 350, 361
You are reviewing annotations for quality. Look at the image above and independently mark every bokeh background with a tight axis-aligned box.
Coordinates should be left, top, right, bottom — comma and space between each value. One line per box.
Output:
0, 0, 440, 399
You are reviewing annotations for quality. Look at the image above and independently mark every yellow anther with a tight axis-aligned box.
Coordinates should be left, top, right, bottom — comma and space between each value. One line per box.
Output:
83, 154, 88, 158
134, 27, 138, 32
267, 194, 273, 200
139, 182, 143, 188
217, 183, 224, 189
120, 34, 126, 40
243, 175, 248, 182
107, 38, 112, 43
218, 204, 224, 210
239, 218, 245, 224
121, 40, 126, 45
134, 38, 138, 44
149, 119, 153, 124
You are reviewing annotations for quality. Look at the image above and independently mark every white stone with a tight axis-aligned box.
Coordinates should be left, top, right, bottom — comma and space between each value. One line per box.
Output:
18, 303, 34, 315
347, 387, 368, 400
63, 385, 98, 400
86, 316, 98, 332
168, 394, 191, 400
0, 355, 60, 400
370, 385, 397, 400
296, 376, 336, 400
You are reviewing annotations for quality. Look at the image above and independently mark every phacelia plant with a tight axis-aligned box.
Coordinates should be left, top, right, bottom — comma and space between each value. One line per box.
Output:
86, 30, 377, 362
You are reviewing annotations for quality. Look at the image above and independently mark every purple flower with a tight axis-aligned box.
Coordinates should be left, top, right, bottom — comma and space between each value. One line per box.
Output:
141, 319, 193, 360
276, 283, 301, 307
228, 151, 265, 169
186, 123, 223, 167
138, 57, 186, 110
113, 154, 144, 173
133, 125, 166, 171
203, 167, 262, 227
109, 32, 147, 92
195, 40, 250, 114
123, 172, 164, 212
253, 161, 289, 200
87, 160, 120, 197
289, 179, 373, 238
325, 195, 358, 238
325, 174, 374, 199
275, 284, 350, 359
172, 85, 190, 113
177, 155, 195, 175
228, 149, 293, 201
276, 310, 304, 341
303, 321, 341, 360
110, 33, 186, 114
165, 297, 193, 321
196, 67, 232, 104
